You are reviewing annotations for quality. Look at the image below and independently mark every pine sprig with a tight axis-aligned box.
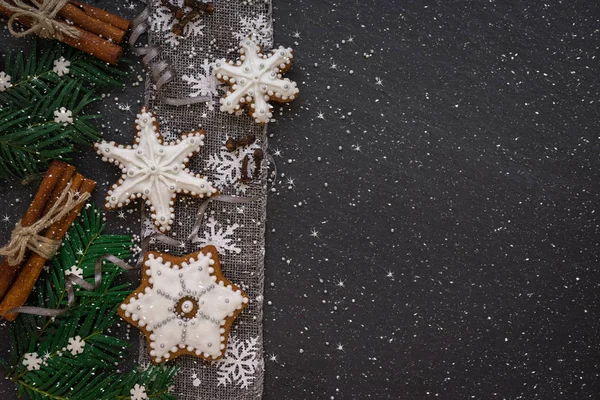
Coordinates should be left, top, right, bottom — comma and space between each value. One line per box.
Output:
1, 204, 178, 399
0, 40, 127, 181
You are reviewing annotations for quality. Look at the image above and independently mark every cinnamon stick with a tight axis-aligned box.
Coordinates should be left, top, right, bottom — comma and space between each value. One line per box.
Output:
0, 161, 68, 301
57, 3, 127, 44
70, 1, 130, 31
0, 5, 123, 64
0, 175, 96, 321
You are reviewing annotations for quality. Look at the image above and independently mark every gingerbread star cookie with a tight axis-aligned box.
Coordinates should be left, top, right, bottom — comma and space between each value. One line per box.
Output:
118, 246, 249, 363
95, 107, 217, 232
213, 38, 299, 124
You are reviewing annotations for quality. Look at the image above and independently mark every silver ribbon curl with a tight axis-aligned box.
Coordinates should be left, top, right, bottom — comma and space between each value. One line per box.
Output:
129, 0, 211, 106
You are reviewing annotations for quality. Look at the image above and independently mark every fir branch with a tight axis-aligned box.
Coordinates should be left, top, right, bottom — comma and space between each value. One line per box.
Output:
0, 40, 127, 181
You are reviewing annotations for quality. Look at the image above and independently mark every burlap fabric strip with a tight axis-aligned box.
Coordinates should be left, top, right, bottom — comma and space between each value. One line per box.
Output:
138, 0, 273, 398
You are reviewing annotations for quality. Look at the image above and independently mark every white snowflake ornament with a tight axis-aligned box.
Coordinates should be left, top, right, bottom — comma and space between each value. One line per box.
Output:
193, 216, 241, 254
118, 246, 249, 364
182, 59, 220, 109
130, 384, 148, 400
53, 107, 73, 125
65, 266, 83, 279
95, 107, 218, 232
53, 57, 71, 76
67, 336, 85, 355
213, 38, 299, 124
234, 15, 272, 47
22, 353, 43, 371
0, 71, 12, 92
206, 143, 260, 194
216, 335, 259, 389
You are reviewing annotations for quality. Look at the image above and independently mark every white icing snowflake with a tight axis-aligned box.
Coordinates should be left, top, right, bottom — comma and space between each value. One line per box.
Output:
151, 0, 206, 48
65, 266, 83, 279
130, 383, 148, 400
213, 38, 298, 124
234, 15, 272, 47
53, 107, 73, 125
206, 144, 260, 194
95, 107, 217, 232
67, 336, 85, 355
0, 71, 12, 92
216, 335, 259, 389
22, 353, 42, 371
193, 217, 241, 254
182, 59, 220, 110
119, 251, 248, 363
52, 57, 71, 76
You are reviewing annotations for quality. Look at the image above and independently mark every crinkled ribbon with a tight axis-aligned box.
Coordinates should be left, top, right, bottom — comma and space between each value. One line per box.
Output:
0, 0, 80, 40
129, 0, 211, 106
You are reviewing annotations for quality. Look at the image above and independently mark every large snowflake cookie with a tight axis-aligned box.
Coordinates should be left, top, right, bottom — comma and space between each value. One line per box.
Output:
118, 246, 249, 364
95, 107, 218, 232
213, 38, 299, 124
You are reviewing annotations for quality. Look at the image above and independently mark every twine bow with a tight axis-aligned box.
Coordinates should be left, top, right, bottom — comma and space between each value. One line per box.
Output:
0, 185, 90, 266
0, 0, 80, 40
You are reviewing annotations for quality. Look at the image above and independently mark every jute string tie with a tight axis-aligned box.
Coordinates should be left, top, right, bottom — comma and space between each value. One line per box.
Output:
0, 0, 80, 40
0, 185, 90, 266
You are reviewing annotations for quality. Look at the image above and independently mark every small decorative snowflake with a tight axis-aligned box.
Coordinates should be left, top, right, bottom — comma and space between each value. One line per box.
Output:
182, 59, 220, 108
52, 57, 71, 76
66, 336, 85, 355
54, 107, 73, 125
216, 335, 259, 389
22, 353, 43, 371
130, 383, 148, 400
206, 144, 260, 194
193, 216, 241, 254
65, 266, 83, 279
234, 15, 272, 48
0, 71, 12, 92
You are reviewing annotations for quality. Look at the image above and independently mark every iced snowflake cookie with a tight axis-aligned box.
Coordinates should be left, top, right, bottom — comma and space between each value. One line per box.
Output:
95, 107, 218, 232
118, 246, 249, 364
213, 38, 299, 124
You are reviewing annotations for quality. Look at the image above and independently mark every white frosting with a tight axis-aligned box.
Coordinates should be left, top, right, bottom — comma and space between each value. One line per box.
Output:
120, 252, 248, 362
213, 38, 299, 124
95, 107, 217, 232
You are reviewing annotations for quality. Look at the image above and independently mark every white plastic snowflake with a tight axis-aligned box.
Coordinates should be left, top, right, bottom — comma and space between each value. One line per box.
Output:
182, 59, 220, 110
130, 383, 148, 400
0, 71, 12, 92
206, 144, 260, 194
64, 266, 83, 279
67, 336, 85, 355
193, 216, 241, 254
213, 38, 298, 124
22, 353, 42, 371
234, 15, 272, 47
53, 57, 71, 76
54, 107, 73, 125
216, 335, 259, 389
151, 0, 205, 48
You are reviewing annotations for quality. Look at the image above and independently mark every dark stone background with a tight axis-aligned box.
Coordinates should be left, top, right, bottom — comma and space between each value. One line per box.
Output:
1, 0, 600, 399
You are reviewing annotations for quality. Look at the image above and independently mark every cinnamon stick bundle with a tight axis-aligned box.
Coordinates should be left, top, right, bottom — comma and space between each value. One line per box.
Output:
0, 165, 96, 321
0, 1, 129, 64
0, 160, 71, 300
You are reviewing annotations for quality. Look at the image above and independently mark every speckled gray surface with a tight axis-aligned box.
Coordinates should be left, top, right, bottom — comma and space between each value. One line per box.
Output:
1, 0, 600, 399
